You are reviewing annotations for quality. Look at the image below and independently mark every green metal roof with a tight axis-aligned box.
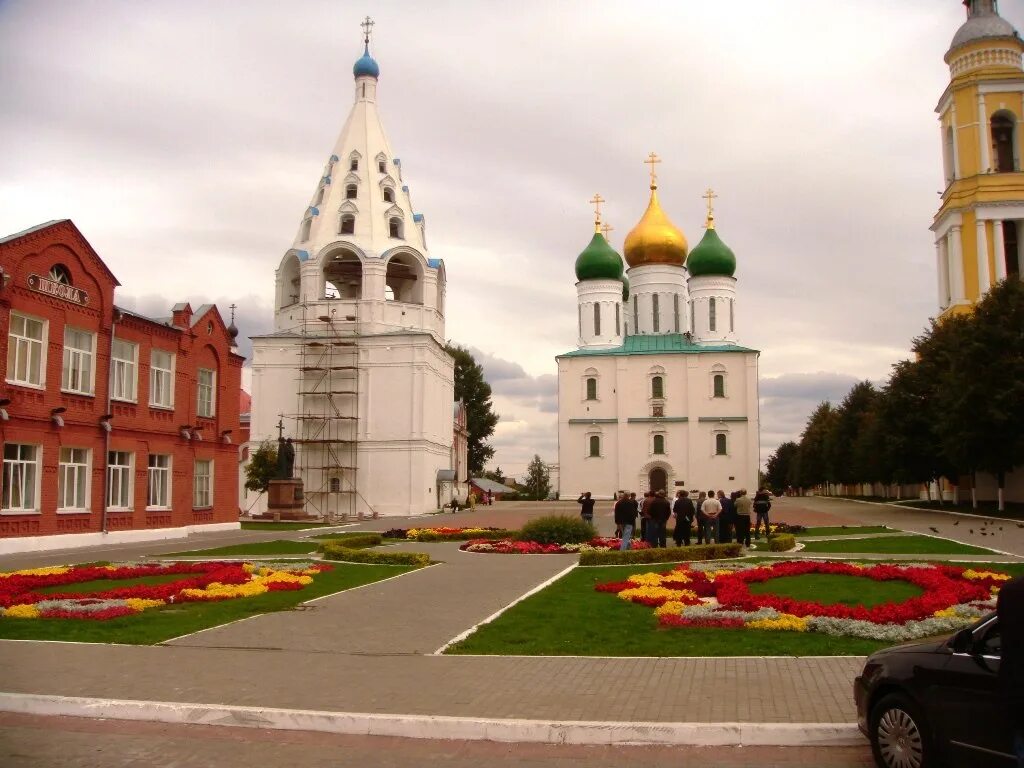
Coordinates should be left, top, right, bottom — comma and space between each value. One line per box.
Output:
558, 333, 758, 358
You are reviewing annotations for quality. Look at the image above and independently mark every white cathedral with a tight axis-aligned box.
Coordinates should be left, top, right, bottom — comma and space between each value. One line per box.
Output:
248, 23, 456, 518
557, 164, 760, 500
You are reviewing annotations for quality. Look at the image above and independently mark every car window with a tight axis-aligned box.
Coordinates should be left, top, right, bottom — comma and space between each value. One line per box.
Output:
976, 624, 1001, 657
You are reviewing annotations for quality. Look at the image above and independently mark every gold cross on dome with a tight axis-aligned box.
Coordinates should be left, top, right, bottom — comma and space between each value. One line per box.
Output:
600, 222, 614, 240
703, 187, 718, 229
644, 152, 661, 189
589, 193, 606, 231
361, 15, 375, 43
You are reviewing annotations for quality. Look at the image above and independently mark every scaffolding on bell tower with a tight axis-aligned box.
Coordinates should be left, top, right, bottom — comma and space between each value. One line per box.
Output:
287, 303, 372, 521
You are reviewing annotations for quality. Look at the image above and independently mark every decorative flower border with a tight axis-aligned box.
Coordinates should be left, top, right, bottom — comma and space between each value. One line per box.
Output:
596, 560, 1009, 641
383, 527, 509, 541
0, 561, 331, 621
461, 537, 650, 554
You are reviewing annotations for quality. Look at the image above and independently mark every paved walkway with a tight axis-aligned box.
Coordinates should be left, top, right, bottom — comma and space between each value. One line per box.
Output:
0, 495, 1020, 749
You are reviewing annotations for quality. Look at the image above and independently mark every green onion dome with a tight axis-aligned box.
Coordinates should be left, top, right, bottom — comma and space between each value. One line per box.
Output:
574, 231, 624, 282
686, 225, 736, 278
621, 275, 630, 301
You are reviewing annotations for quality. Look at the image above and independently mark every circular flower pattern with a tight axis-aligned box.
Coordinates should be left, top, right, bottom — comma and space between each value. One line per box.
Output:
461, 537, 650, 554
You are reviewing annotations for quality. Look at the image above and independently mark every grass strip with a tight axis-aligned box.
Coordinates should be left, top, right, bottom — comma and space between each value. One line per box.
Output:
239, 521, 331, 531
795, 526, 894, 537
0, 563, 416, 644
799, 534, 998, 555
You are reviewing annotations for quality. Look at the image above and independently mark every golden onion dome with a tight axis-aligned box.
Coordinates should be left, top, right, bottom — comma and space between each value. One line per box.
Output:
623, 186, 688, 268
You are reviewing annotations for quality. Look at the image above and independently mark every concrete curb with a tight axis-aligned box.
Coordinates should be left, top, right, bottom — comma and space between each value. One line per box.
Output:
0, 692, 865, 747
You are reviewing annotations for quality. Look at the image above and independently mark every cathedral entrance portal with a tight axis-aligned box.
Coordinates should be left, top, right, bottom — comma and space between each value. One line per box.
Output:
649, 467, 667, 493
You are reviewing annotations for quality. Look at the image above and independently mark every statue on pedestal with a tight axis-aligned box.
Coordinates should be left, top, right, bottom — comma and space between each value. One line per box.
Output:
277, 437, 295, 480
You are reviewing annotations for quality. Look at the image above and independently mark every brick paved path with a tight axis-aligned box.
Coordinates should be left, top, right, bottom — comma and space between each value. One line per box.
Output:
0, 713, 874, 768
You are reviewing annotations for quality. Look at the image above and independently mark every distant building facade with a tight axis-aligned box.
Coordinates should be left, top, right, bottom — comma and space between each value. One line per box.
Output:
0, 220, 243, 553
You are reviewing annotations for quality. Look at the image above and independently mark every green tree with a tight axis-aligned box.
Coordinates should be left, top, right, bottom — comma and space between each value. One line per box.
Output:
828, 381, 878, 486
765, 441, 798, 491
935, 280, 1024, 510
522, 455, 552, 501
446, 344, 499, 473
244, 440, 278, 494
481, 466, 506, 484
796, 402, 837, 491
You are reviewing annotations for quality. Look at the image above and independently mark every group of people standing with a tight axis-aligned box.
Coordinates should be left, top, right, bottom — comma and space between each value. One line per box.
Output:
580, 488, 773, 551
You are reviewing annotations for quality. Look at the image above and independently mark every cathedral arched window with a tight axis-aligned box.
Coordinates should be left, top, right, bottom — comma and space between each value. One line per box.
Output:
585, 377, 597, 401
991, 110, 1018, 173
943, 124, 955, 184
615, 303, 620, 336
383, 187, 395, 203
350, 158, 359, 172
715, 433, 728, 456
277, 253, 301, 310
346, 184, 358, 200
651, 375, 664, 399
633, 295, 639, 334
389, 217, 404, 239
653, 434, 665, 455
713, 373, 725, 398
588, 435, 601, 458
593, 303, 601, 336
709, 298, 717, 332
378, 159, 387, 173
652, 293, 660, 332
673, 293, 680, 332
339, 214, 355, 235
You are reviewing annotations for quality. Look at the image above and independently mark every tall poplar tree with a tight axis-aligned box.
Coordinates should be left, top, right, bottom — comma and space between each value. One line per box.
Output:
446, 344, 499, 473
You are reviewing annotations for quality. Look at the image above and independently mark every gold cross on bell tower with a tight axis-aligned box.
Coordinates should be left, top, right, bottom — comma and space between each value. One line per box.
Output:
589, 193, 606, 233
361, 15, 375, 44
644, 152, 662, 190
702, 187, 718, 229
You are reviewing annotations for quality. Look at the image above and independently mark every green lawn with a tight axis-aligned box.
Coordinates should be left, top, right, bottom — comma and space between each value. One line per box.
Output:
36, 573, 188, 595
748, 574, 922, 608
239, 521, 331, 531
0, 563, 416, 644
160, 540, 320, 557
799, 534, 998, 555
795, 526, 894, 537
445, 563, 894, 657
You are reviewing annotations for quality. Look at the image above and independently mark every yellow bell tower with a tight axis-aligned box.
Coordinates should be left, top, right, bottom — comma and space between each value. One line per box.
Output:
933, 0, 1024, 317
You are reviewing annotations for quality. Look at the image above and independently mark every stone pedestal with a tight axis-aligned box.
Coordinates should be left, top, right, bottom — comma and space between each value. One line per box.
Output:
258, 478, 315, 521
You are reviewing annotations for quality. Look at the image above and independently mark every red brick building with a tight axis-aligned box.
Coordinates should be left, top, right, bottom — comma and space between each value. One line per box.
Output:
0, 220, 244, 552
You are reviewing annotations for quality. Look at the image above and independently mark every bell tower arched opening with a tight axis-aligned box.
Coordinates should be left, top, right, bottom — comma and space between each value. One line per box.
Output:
385, 253, 424, 304
323, 249, 363, 299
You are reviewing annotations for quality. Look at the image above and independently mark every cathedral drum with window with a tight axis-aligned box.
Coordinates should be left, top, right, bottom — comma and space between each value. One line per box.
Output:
0, 220, 244, 552
248, 23, 455, 518
557, 170, 760, 500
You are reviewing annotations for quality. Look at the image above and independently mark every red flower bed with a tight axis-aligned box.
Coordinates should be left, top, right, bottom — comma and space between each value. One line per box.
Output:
460, 537, 650, 554
712, 561, 990, 623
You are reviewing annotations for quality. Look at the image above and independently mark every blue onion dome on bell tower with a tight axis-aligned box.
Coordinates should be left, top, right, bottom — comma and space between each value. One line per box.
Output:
353, 16, 380, 78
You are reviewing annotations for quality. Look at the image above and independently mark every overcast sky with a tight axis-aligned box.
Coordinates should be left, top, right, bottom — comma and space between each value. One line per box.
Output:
1, 0, 1010, 478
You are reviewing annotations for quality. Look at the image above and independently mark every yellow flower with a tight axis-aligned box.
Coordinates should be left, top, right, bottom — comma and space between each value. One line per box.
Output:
242, 563, 256, 574
3, 604, 40, 619
654, 601, 685, 617
746, 614, 808, 632
627, 572, 692, 587
963, 569, 1011, 582
618, 586, 698, 603
0, 565, 71, 579
124, 598, 165, 612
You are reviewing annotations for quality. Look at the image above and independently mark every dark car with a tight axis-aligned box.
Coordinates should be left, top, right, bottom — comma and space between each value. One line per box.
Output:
855, 612, 1015, 767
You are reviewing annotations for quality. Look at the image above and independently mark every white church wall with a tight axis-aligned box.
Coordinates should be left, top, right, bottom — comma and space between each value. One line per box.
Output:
626, 264, 687, 336
688, 275, 738, 344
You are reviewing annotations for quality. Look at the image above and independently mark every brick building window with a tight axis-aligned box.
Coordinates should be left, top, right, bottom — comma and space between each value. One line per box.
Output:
147, 454, 171, 508
193, 459, 212, 508
7, 313, 46, 387
2, 444, 39, 512
62, 328, 95, 395
107, 451, 133, 510
110, 339, 138, 402
197, 369, 216, 418
150, 349, 175, 409
58, 447, 90, 511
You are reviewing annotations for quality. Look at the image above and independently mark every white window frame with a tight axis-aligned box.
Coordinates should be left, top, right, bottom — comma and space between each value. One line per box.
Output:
110, 338, 138, 402
147, 454, 172, 509
57, 447, 90, 512
193, 458, 213, 508
7, 312, 46, 389
2, 443, 41, 513
149, 349, 175, 409
197, 368, 216, 418
107, 450, 134, 511
713, 431, 729, 457
61, 327, 96, 395
711, 366, 728, 399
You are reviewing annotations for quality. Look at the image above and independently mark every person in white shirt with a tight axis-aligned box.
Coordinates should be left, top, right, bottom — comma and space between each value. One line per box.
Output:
700, 489, 722, 544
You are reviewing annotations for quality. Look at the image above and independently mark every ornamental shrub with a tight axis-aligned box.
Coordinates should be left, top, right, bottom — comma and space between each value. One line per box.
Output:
318, 541, 429, 566
314, 533, 382, 549
579, 543, 741, 566
517, 515, 596, 545
767, 533, 797, 552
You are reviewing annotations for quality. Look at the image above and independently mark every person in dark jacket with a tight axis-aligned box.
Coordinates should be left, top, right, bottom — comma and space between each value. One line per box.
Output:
646, 490, 672, 547
577, 492, 595, 526
997, 574, 1024, 766
753, 488, 772, 539
672, 490, 695, 547
719, 491, 737, 544
614, 491, 638, 551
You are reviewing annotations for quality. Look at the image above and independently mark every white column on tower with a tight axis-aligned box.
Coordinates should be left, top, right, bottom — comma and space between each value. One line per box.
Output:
978, 93, 991, 173
936, 241, 950, 309
951, 100, 961, 179
949, 226, 965, 301
994, 219, 1008, 283
976, 218, 991, 295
